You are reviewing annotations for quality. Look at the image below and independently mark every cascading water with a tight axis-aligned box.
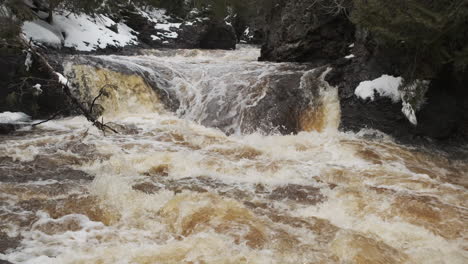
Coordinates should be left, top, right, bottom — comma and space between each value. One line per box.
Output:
62, 45, 339, 134
0, 46, 467, 264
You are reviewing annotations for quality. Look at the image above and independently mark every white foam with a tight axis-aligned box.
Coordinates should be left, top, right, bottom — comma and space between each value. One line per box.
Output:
0, 112, 31, 123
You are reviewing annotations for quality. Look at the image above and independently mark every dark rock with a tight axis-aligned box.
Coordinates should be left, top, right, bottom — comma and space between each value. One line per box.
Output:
177, 21, 210, 48
328, 28, 468, 142
230, 3, 268, 45
414, 66, 468, 140
120, 7, 236, 50
200, 23, 237, 50
0, 123, 30, 134
0, 40, 73, 120
269, 184, 323, 204
120, 7, 167, 48
259, 0, 354, 62
240, 70, 309, 134
178, 20, 236, 50
259, 0, 468, 143
0, 232, 20, 255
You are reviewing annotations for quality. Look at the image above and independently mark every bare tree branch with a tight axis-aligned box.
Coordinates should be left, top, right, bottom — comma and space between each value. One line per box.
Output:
19, 37, 119, 134
31, 110, 64, 127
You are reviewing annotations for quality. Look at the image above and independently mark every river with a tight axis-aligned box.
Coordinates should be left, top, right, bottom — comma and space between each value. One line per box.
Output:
0, 46, 467, 264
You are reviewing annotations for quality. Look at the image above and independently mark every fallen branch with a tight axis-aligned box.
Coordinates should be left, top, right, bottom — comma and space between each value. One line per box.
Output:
31, 110, 64, 127
89, 84, 116, 115
20, 37, 118, 134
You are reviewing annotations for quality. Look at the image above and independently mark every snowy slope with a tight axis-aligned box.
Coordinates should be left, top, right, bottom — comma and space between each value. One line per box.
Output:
23, 13, 138, 51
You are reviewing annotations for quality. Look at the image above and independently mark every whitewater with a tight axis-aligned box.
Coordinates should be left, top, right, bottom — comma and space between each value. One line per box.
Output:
0, 46, 467, 264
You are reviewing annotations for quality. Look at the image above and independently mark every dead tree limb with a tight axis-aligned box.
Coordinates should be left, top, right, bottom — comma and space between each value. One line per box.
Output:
20, 37, 118, 134
31, 110, 64, 127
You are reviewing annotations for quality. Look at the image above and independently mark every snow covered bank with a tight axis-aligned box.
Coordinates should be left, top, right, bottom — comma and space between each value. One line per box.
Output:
23, 12, 137, 51
20, 6, 237, 51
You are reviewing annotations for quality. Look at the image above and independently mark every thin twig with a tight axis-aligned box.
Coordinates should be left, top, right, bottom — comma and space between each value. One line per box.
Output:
89, 87, 106, 114
31, 110, 64, 127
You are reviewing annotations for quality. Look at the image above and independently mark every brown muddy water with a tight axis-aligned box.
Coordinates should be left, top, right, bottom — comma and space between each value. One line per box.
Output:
0, 46, 467, 264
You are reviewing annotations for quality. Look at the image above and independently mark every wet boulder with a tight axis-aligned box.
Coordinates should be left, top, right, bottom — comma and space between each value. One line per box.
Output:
199, 23, 237, 50
178, 18, 236, 50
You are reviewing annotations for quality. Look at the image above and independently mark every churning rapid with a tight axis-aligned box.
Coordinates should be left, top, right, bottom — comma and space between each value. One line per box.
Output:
1, 46, 467, 264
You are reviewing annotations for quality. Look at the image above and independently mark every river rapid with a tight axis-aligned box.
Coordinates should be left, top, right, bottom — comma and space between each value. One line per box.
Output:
0, 46, 467, 264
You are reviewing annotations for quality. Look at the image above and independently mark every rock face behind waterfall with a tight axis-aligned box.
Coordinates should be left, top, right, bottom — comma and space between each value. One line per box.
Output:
260, 0, 468, 143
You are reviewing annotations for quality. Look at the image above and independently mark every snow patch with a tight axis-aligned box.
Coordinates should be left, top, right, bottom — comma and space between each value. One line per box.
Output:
155, 23, 181, 39
22, 20, 63, 47
137, 7, 169, 24
0, 112, 31, 124
55, 72, 69, 85
54, 13, 137, 51
23, 12, 137, 51
355, 75, 402, 103
32, 84, 43, 96
344, 54, 355, 59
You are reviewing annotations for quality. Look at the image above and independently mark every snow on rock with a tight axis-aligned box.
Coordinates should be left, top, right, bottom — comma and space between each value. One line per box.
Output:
24, 50, 33, 71
355, 75, 402, 103
55, 72, 69, 85
22, 20, 63, 47
355, 75, 424, 126
138, 7, 181, 39
242, 27, 253, 42
137, 7, 170, 24
344, 54, 355, 59
155, 23, 181, 31
22, 12, 138, 51
154, 23, 181, 39
0, 112, 31, 124
54, 13, 137, 51
32, 84, 43, 96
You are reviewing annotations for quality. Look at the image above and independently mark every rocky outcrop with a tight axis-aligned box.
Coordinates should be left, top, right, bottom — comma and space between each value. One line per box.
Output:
0, 40, 72, 121
120, 8, 236, 50
326, 27, 468, 142
259, 0, 354, 63
260, 0, 468, 143
199, 23, 237, 50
